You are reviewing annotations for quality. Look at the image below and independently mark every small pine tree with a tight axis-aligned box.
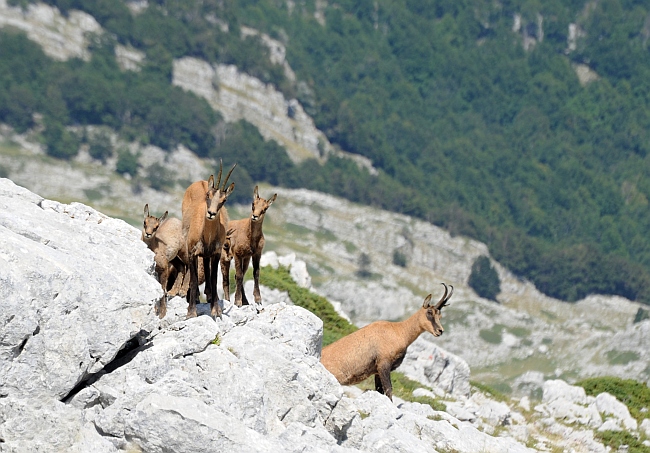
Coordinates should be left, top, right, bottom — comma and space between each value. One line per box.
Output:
468, 256, 501, 301
88, 131, 113, 163
392, 249, 407, 267
356, 252, 372, 278
115, 148, 140, 177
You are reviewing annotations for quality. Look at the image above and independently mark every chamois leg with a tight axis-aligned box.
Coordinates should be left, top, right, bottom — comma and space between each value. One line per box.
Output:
252, 253, 262, 305
233, 255, 245, 307
374, 374, 384, 394
377, 364, 393, 401
209, 254, 222, 319
168, 258, 184, 297
221, 254, 231, 301
240, 256, 251, 306
186, 256, 199, 318
203, 255, 213, 303
155, 258, 171, 319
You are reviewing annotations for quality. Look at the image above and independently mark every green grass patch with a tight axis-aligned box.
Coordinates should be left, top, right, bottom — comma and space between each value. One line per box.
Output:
605, 350, 641, 366
357, 372, 446, 411
479, 324, 503, 344
594, 430, 650, 453
470, 381, 509, 402
285, 223, 312, 237
576, 376, 650, 423
540, 309, 558, 321
259, 265, 356, 346
508, 326, 531, 338
315, 228, 337, 242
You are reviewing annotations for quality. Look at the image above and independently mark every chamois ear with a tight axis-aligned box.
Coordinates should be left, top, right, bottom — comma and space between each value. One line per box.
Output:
422, 294, 433, 308
253, 185, 259, 199
268, 194, 277, 205
144, 204, 149, 218
224, 182, 235, 197
159, 211, 168, 223
207, 175, 215, 189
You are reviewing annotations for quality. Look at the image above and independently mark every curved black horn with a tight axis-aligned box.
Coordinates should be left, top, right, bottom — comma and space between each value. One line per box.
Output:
222, 163, 237, 190
215, 159, 223, 189
436, 283, 453, 309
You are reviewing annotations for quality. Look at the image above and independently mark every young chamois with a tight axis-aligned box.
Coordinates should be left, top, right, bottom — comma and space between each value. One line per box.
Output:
141, 204, 186, 317
320, 284, 454, 401
220, 186, 277, 307
182, 161, 236, 319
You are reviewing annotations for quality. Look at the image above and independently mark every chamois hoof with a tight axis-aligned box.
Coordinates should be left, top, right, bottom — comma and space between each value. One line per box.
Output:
210, 307, 222, 320
155, 296, 168, 319
186, 309, 198, 319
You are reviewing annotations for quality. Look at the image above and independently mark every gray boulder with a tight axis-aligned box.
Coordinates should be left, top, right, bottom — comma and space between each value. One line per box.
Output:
399, 336, 471, 397
0, 178, 160, 401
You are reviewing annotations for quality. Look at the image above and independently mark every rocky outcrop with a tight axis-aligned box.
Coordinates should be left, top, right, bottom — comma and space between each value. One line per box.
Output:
171, 56, 378, 175
0, 0, 100, 61
0, 179, 541, 453
173, 57, 327, 163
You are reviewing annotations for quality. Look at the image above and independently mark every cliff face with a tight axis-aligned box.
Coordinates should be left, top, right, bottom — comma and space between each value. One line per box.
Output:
0, 0, 100, 61
0, 178, 534, 453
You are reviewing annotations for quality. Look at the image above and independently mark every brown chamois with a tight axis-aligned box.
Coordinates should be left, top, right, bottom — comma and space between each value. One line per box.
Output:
181, 161, 236, 319
320, 284, 454, 401
220, 186, 277, 307
141, 204, 186, 317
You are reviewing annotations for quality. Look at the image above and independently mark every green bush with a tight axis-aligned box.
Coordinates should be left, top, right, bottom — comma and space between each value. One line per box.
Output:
145, 163, 175, 192
634, 308, 649, 324
88, 131, 113, 163
392, 249, 407, 267
115, 148, 140, 177
43, 122, 79, 160
468, 256, 501, 301
576, 376, 650, 423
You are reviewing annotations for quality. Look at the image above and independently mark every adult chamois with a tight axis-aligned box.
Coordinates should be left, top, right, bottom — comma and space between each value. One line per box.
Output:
220, 186, 277, 307
181, 161, 236, 319
320, 284, 453, 401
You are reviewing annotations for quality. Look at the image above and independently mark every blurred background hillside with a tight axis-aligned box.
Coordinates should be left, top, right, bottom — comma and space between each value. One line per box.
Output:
2, 0, 650, 307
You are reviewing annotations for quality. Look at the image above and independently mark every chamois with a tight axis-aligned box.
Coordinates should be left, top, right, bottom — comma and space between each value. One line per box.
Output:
141, 204, 185, 317
320, 284, 454, 401
182, 161, 236, 319
220, 186, 277, 307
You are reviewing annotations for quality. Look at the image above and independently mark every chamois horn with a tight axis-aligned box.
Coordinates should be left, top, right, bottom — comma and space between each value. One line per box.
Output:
222, 163, 237, 190
214, 159, 223, 189
435, 283, 453, 310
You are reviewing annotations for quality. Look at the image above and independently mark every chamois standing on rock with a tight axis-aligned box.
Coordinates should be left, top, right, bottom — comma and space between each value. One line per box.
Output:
320, 284, 454, 401
141, 204, 186, 317
182, 161, 236, 319
220, 186, 277, 307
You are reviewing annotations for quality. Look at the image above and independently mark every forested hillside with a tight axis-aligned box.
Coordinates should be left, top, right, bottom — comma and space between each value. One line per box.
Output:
3, 0, 650, 304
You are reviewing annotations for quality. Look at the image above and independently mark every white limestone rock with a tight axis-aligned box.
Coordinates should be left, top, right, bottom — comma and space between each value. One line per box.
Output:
0, 178, 160, 401
399, 336, 471, 397
593, 392, 637, 431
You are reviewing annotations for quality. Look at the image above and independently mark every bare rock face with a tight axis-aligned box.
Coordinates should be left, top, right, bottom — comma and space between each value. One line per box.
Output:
0, 178, 160, 401
173, 57, 326, 163
0, 179, 542, 453
0, 0, 101, 61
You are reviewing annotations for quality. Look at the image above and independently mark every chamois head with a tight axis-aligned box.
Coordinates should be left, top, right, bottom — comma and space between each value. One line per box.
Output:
142, 204, 168, 239
423, 283, 454, 337
205, 160, 236, 221
251, 186, 277, 222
